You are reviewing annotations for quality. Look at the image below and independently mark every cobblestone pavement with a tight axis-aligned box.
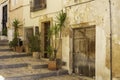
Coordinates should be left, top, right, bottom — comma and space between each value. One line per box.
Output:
40, 75, 95, 80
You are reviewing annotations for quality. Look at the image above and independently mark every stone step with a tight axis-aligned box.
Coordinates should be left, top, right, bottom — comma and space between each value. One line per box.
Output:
0, 49, 12, 52
0, 40, 8, 43
0, 36, 8, 40
30, 64, 48, 69
0, 46, 11, 49
0, 53, 30, 59
0, 44, 9, 46
0, 68, 68, 80
0, 63, 48, 70
0, 40, 9, 46
0, 57, 48, 69
0, 63, 28, 69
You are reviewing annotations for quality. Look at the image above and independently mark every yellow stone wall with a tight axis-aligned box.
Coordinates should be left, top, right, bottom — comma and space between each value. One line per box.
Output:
64, 0, 120, 80
106, 0, 120, 78
22, 0, 63, 39
9, 0, 24, 38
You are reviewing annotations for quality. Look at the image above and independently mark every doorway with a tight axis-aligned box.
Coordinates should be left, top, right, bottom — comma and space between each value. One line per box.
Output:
73, 26, 95, 77
41, 21, 50, 58
2, 5, 7, 36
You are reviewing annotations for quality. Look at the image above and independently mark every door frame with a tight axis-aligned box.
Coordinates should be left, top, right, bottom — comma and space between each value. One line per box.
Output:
40, 17, 53, 58
72, 25, 96, 77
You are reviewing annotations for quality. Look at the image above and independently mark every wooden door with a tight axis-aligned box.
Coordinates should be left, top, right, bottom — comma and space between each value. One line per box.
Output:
41, 21, 50, 58
73, 27, 95, 77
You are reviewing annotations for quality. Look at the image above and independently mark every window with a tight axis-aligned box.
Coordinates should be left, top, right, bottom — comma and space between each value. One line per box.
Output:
30, 0, 46, 12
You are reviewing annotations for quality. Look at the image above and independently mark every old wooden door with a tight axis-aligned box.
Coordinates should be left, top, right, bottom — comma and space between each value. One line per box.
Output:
73, 27, 95, 77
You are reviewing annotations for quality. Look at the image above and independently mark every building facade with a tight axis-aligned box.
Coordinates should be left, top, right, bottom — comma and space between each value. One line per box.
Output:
22, 0, 64, 59
1, 0, 120, 80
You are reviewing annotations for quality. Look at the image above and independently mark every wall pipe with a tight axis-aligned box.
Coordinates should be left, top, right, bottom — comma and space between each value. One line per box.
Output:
109, 0, 112, 80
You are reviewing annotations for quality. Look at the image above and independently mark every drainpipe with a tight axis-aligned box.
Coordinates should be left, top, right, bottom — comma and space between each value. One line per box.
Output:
109, 0, 112, 80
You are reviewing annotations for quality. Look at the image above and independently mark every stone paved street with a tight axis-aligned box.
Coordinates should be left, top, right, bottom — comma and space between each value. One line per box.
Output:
40, 75, 94, 80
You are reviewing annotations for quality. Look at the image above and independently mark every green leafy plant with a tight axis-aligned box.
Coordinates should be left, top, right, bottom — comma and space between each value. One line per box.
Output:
9, 37, 23, 47
46, 46, 54, 60
47, 10, 66, 60
12, 19, 20, 38
9, 19, 23, 49
28, 34, 40, 52
2, 27, 7, 36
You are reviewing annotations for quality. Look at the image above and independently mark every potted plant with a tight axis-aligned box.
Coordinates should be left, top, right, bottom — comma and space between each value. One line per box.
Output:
9, 37, 23, 52
46, 46, 57, 70
2, 27, 7, 36
28, 34, 41, 59
47, 10, 66, 70
9, 19, 23, 52
9, 39, 16, 51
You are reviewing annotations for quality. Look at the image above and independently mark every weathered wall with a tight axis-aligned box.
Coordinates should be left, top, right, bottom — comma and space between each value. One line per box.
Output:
9, 0, 23, 10
64, 0, 112, 80
23, 0, 63, 27
106, 0, 120, 79
9, 8, 24, 38
22, 0, 63, 38
8, 0, 24, 40
9, 0, 24, 24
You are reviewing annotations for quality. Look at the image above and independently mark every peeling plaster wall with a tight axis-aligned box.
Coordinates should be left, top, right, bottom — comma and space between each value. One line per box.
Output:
96, 27, 110, 80
64, 0, 112, 80
94, 0, 111, 80
106, 0, 120, 79
62, 36, 70, 71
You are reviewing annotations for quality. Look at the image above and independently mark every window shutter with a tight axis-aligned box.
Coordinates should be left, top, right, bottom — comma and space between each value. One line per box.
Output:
35, 0, 40, 7
40, 0, 46, 8
30, 0, 46, 12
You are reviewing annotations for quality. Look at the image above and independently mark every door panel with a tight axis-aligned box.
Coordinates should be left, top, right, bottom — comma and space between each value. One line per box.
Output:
73, 27, 95, 77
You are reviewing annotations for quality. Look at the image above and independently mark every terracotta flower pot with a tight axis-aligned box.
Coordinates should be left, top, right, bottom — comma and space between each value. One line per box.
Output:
48, 60, 57, 70
16, 46, 23, 53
